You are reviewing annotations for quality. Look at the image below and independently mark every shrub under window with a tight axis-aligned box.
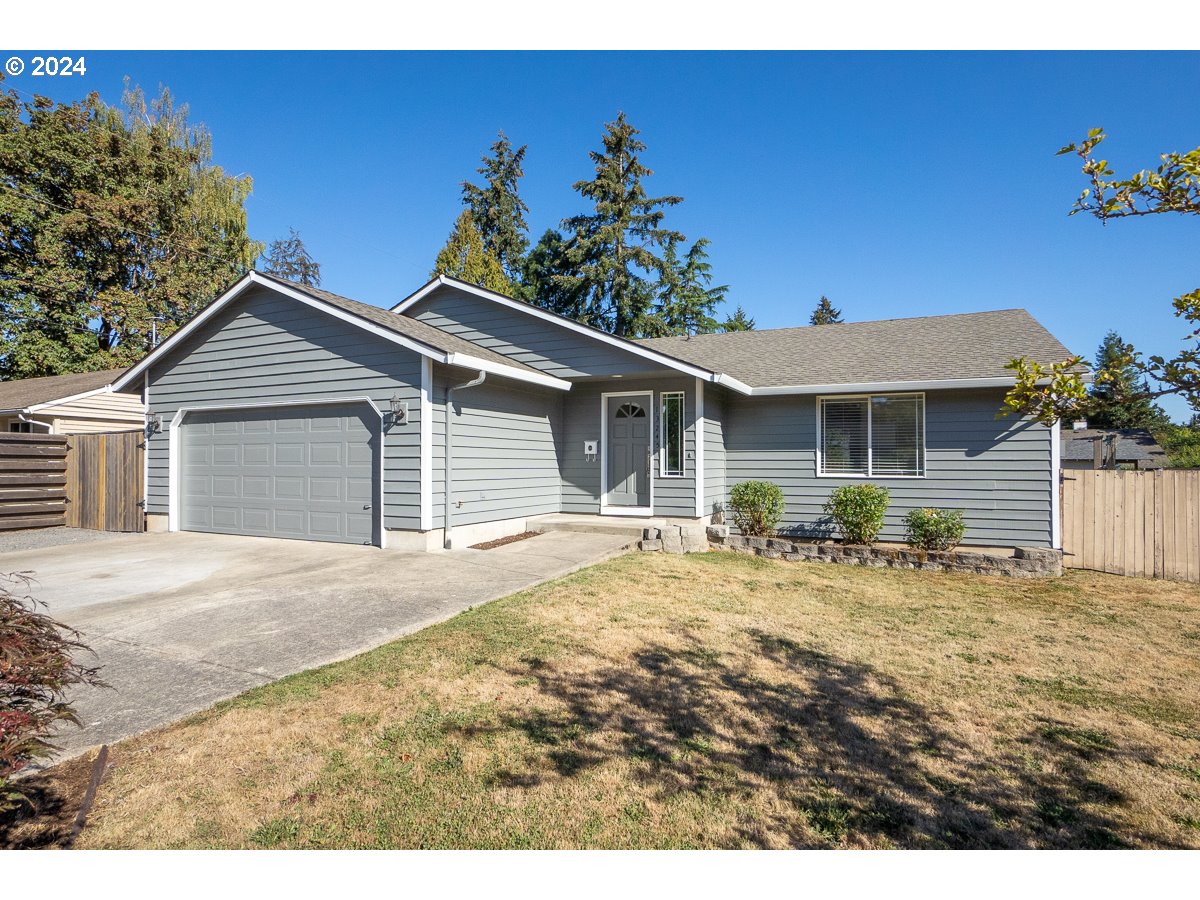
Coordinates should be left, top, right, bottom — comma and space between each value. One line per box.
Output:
904, 507, 966, 551
729, 480, 785, 537
823, 483, 891, 545
820, 394, 924, 477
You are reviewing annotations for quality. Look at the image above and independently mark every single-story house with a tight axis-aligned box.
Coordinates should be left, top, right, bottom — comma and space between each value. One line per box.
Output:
1061, 427, 1168, 470
0, 369, 146, 435
110, 271, 1074, 551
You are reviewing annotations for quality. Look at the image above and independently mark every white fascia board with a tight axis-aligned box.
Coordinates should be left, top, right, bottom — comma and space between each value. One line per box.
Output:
446, 352, 572, 391
26, 384, 114, 413
394, 276, 720, 383
112, 272, 453, 392
713, 373, 753, 395
747, 375, 1052, 396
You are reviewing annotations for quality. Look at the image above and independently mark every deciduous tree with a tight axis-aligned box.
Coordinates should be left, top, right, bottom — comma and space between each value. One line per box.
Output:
1004, 129, 1200, 423
0, 78, 262, 378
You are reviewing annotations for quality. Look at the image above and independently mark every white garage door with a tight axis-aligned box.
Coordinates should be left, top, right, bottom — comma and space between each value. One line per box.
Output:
180, 404, 379, 545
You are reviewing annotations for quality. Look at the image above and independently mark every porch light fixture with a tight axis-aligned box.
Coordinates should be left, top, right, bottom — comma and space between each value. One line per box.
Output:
389, 395, 408, 425
145, 413, 162, 439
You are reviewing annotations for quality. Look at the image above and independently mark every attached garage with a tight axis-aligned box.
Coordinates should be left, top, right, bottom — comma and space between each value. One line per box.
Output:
178, 403, 380, 545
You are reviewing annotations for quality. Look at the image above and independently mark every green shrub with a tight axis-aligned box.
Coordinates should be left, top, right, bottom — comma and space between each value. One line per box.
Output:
729, 480, 786, 536
903, 507, 966, 551
823, 484, 890, 545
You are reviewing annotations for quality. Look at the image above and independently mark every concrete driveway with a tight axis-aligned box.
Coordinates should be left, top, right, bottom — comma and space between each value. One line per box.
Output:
0, 529, 630, 762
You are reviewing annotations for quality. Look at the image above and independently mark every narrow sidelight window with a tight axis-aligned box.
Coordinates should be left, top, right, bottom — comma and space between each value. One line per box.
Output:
660, 392, 684, 476
819, 393, 924, 477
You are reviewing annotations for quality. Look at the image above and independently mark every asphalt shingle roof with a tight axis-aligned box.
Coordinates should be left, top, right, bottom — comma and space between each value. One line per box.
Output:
636, 309, 1078, 389
255, 273, 550, 379
0, 368, 127, 411
1061, 428, 1168, 464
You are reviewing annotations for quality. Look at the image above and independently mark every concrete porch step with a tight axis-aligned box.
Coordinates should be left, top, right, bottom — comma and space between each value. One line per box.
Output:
533, 520, 646, 539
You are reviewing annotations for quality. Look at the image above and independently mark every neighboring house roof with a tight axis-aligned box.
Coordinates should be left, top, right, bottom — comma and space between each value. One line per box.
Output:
1061, 428, 1169, 466
112, 271, 572, 393
636, 309, 1080, 392
0, 368, 126, 413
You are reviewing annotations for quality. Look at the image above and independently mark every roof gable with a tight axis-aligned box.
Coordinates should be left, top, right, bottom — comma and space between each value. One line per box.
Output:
112, 272, 571, 393
392, 276, 723, 383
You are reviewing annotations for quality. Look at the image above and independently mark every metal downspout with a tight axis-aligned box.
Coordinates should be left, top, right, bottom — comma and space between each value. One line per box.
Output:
444, 370, 486, 550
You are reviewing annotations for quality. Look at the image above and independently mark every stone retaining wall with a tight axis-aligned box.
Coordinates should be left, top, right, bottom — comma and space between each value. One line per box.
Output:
703, 526, 1062, 577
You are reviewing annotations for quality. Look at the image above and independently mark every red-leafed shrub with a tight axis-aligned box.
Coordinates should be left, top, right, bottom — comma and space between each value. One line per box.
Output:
1, 574, 104, 812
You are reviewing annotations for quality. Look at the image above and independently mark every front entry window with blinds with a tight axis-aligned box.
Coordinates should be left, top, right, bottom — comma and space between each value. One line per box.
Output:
819, 394, 925, 477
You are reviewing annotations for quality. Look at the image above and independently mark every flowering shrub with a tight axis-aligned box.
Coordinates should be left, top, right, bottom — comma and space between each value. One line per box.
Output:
1, 575, 103, 812
823, 484, 891, 545
729, 480, 786, 537
904, 508, 966, 551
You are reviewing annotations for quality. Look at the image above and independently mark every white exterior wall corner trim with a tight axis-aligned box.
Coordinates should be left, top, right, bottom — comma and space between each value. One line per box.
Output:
112, 272, 569, 395
1051, 420, 1062, 549
165, 396, 387, 548
419, 356, 433, 531
599, 389, 655, 517
695, 377, 705, 517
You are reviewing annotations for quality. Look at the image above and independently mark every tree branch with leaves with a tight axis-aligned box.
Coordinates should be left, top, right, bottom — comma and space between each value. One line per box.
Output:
1003, 129, 1200, 423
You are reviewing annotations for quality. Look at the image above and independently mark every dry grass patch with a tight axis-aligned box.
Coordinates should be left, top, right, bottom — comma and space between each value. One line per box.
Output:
40, 552, 1200, 848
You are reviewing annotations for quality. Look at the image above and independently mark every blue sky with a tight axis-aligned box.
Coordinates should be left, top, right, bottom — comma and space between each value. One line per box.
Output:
7, 51, 1199, 418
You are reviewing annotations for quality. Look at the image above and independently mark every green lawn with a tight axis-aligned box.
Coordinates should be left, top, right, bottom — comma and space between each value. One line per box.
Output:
13, 549, 1200, 849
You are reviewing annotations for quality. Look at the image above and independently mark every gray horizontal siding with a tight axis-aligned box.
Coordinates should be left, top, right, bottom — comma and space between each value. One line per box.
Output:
561, 376, 699, 517
409, 285, 674, 379
703, 384, 727, 520
723, 388, 1053, 547
431, 365, 562, 529
146, 284, 424, 531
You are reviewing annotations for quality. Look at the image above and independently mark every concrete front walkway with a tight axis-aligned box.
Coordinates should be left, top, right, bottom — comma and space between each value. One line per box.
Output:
0, 530, 631, 763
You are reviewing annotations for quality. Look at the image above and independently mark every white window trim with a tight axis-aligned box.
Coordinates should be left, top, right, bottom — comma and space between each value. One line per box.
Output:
658, 390, 686, 478
599, 390, 655, 516
815, 392, 927, 479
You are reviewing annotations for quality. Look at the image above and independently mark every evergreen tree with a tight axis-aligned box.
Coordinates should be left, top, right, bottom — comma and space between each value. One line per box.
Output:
431, 210, 511, 295
810, 296, 843, 325
640, 238, 728, 336
461, 131, 529, 284
521, 228, 582, 315
261, 228, 321, 286
0, 79, 261, 377
722, 306, 756, 332
558, 113, 683, 336
1087, 331, 1172, 429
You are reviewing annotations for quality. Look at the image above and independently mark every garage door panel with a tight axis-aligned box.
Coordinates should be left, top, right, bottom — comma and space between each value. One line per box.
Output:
181, 403, 379, 545
242, 476, 270, 499
212, 476, 239, 498
274, 476, 305, 500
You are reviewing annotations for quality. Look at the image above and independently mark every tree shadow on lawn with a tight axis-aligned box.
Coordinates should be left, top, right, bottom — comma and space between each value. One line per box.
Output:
481, 630, 1168, 849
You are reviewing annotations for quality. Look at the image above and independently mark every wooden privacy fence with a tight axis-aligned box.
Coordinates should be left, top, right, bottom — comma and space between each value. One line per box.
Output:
64, 430, 144, 532
1062, 469, 1200, 583
0, 433, 68, 530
